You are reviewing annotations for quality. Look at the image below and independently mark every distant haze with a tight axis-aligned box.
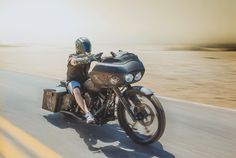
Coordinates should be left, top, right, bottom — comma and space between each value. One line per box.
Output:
0, 0, 236, 45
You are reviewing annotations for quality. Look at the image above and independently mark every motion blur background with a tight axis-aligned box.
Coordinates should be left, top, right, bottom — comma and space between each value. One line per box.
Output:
0, 0, 236, 108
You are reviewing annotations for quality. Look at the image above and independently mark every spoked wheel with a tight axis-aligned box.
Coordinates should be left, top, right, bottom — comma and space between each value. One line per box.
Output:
117, 93, 166, 145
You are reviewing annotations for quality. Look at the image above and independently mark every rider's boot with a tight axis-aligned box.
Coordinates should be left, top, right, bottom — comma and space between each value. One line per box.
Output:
85, 112, 95, 124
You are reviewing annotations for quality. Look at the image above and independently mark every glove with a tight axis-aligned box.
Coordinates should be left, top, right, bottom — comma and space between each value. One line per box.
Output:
89, 54, 97, 61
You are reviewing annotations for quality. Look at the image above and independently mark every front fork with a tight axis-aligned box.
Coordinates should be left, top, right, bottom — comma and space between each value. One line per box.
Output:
113, 87, 137, 121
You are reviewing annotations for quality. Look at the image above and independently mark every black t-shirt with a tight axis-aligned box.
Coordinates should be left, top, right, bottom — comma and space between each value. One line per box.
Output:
66, 54, 90, 83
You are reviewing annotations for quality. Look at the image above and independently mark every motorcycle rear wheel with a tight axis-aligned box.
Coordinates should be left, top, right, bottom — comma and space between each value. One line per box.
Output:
117, 94, 166, 145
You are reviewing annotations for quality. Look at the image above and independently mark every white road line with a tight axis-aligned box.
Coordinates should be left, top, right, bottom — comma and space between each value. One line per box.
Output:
156, 94, 236, 112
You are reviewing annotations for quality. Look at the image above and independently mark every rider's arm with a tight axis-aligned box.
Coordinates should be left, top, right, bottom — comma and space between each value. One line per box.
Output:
69, 54, 93, 66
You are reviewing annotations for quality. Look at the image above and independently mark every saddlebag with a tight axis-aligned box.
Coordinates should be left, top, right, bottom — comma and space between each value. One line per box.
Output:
42, 88, 70, 112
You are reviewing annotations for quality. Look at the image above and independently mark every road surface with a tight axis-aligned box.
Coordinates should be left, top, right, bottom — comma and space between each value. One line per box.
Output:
0, 70, 236, 158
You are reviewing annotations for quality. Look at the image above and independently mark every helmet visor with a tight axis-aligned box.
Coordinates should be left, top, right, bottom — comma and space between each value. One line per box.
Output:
83, 42, 91, 53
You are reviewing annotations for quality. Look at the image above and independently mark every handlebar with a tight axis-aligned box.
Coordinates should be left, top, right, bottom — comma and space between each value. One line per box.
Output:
110, 51, 116, 57
92, 52, 103, 62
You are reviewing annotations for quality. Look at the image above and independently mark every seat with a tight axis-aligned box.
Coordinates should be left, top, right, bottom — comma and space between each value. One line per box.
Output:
60, 80, 68, 87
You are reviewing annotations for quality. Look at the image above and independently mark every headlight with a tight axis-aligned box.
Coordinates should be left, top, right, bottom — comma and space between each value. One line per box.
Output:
134, 72, 142, 81
125, 74, 134, 82
110, 76, 120, 85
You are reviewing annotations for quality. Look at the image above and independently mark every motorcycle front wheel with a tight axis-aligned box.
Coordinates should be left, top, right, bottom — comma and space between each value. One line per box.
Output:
117, 93, 166, 145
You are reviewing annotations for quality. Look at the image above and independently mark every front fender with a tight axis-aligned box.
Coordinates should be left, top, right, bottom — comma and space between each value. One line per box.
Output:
124, 86, 153, 97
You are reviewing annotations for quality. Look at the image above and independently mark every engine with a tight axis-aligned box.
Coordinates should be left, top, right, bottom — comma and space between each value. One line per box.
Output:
84, 91, 116, 124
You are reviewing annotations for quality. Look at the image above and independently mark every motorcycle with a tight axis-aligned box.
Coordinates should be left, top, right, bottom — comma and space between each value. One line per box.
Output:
42, 50, 166, 145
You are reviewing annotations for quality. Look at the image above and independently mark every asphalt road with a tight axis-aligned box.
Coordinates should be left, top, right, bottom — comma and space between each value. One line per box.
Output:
0, 70, 236, 158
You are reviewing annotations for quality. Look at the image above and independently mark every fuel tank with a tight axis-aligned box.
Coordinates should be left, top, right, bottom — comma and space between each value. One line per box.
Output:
89, 51, 145, 88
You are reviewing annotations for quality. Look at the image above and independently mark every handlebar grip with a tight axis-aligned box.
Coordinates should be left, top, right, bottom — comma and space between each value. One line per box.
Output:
110, 51, 116, 57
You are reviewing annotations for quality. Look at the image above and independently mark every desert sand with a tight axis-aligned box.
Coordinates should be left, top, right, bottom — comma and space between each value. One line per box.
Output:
0, 44, 235, 108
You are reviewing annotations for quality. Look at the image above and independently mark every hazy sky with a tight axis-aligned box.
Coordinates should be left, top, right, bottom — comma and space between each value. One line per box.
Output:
0, 0, 235, 45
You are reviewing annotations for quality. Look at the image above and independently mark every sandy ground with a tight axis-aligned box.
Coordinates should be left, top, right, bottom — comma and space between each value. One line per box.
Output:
0, 44, 236, 108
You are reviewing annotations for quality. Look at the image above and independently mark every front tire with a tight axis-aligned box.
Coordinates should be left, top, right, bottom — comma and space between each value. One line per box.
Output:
117, 94, 166, 145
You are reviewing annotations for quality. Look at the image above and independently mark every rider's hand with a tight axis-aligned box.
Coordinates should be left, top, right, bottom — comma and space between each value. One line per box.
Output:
89, 54, 98, 61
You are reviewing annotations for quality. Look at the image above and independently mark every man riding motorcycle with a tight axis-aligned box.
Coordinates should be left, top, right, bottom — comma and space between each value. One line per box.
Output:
66, 37, 96, 124
42, 37, 166, 144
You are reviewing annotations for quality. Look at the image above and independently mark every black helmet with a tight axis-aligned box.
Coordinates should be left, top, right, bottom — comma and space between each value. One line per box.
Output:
75, 37, 91, 55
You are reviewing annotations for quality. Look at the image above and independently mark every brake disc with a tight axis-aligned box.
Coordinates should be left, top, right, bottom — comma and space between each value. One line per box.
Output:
134, 102, 155, 126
